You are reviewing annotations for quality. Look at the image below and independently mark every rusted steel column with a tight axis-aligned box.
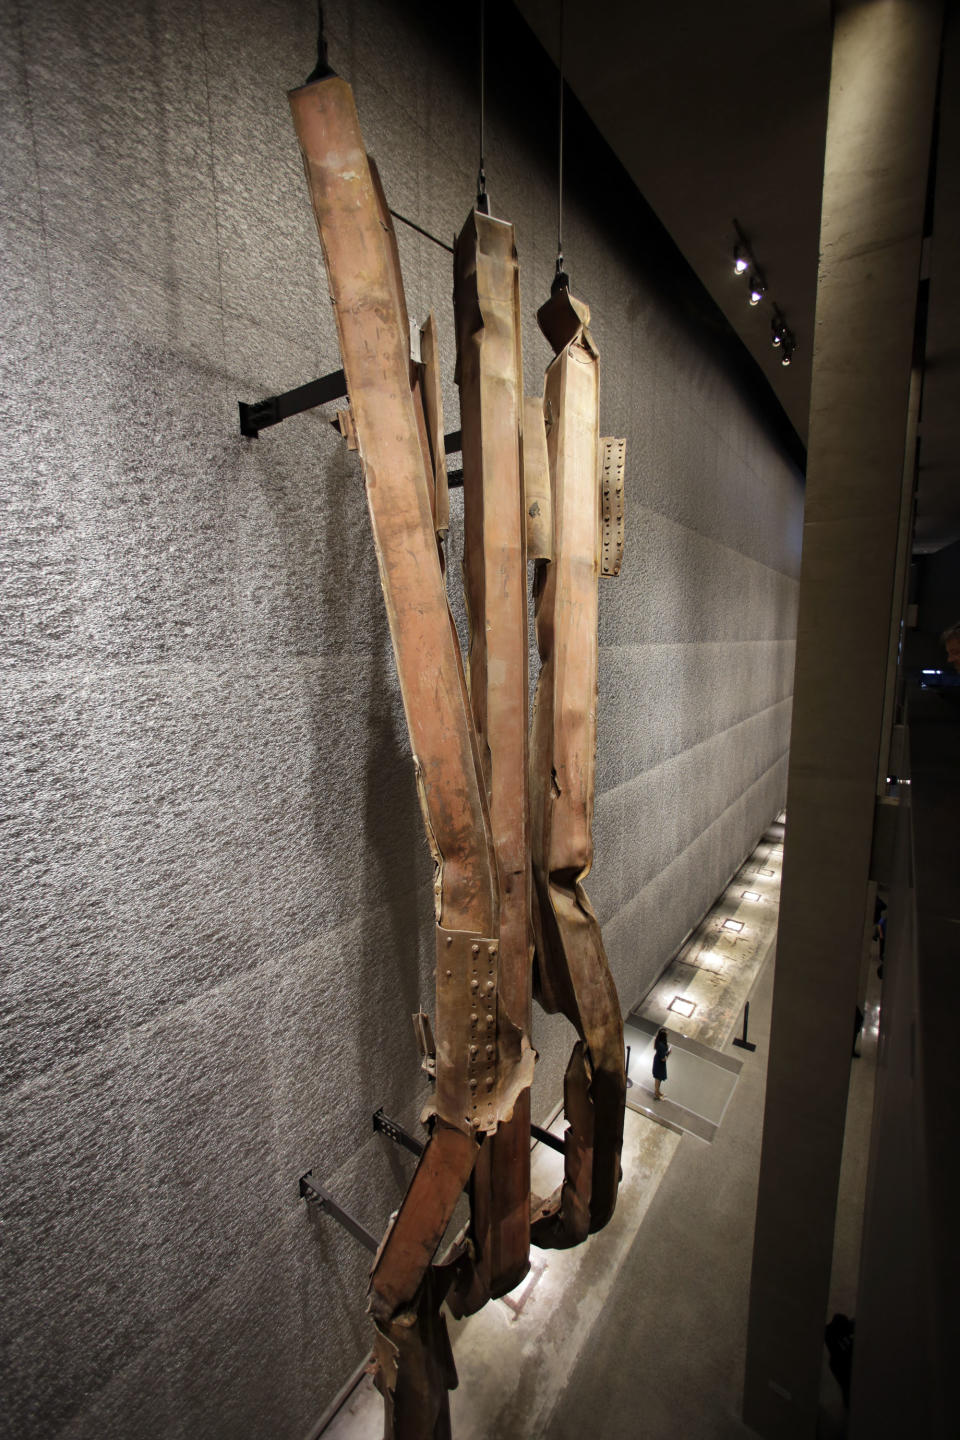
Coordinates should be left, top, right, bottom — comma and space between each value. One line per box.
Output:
454, 208, 533, 1300
528, 285, 626, 1246
289, 74, 537, 1437
290, 82, 496, 940
371, 1267, 459, 1440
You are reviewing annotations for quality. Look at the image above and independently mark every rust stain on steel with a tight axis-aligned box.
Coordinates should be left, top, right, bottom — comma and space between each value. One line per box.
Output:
373, 1265, 459, 1440
528, 285, 627, 1246
368, 1117, 481, 1323
454, 208, 534, 1300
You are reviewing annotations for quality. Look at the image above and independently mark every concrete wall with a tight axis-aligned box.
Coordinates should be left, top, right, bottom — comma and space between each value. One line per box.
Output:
917, 537, 960, 636
0, 1, 803, 1436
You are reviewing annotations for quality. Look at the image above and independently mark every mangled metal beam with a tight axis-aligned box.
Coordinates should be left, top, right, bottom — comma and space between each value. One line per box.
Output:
528, 284, 627, 1246
454, 207, 533, 1302
288, 60, 629, 1439
289, 73, 533, 1437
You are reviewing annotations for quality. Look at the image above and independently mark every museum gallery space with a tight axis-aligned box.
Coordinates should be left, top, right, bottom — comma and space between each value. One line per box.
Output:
2, 3, 957, 1439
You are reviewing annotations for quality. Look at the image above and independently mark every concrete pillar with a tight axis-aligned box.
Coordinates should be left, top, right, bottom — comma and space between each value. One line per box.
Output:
742, 4, 943, 1437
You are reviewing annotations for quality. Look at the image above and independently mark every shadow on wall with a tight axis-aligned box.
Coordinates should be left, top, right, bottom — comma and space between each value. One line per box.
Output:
360, 629, 430, 1034
320, 423, 428, 1101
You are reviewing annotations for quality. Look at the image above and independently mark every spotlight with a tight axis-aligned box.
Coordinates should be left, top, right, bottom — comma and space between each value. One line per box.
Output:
729, 224, 798, 355
773, 315, 795, 365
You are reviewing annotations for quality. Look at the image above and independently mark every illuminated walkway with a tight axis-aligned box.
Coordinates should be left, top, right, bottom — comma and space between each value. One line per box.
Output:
624, 824, 784, 1140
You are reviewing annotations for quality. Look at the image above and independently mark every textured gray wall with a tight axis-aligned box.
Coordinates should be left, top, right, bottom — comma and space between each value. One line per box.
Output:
0, 1, 802, 1436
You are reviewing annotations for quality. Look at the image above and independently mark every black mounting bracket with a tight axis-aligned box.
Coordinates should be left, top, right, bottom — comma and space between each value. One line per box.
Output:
372, 1107, 425, 1158
299, 1170, 379, 1254
444, 429, 464, 490
733, 1000, 758, 1052
239, 375, 465, 488
239, 369, 348, 438
530, 1123, 565, 1154
373, 1105, 567, 1158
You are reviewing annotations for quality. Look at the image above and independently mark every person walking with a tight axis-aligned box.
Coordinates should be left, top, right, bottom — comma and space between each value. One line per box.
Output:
653, 1028, 671, 1100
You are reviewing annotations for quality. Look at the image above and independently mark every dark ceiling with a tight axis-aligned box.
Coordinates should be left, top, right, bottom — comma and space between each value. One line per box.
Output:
514, 0, 959, 553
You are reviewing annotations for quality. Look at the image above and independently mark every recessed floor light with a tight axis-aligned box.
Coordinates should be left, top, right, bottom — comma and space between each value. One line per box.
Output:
722, 919, 744, 933
758, 868, 775, 877
668, 995, 696, 1018
742, 890, 761, 902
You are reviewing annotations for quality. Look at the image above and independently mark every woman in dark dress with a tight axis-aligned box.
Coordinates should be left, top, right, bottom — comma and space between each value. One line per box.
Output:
653, 1028, 671, 1100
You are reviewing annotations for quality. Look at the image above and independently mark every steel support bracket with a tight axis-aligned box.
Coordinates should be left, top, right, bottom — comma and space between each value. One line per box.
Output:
374, 1105, 565, 1160
239, 369, 348, 437
530, 1123, 565, 1155
240, 381, 466, 453
299, 1170, 379, 1254
372, 1107, 426, 1158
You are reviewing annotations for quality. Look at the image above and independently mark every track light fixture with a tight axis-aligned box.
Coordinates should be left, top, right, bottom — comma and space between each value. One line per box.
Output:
731, 221, 798, 371
732, 221, 756, 284
770, 305, 796, 365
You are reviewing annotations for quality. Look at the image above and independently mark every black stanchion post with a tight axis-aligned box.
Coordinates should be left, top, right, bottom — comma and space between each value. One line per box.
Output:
733, 1000, 757, 1052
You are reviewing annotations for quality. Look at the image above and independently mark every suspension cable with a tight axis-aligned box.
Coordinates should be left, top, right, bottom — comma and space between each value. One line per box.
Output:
557, 0, 564, 273
477, 0, 489, 212
554, 0, 569, 290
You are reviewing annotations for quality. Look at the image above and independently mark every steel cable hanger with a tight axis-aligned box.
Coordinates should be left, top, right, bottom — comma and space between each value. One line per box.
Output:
477, 0, 490, 212
553, 0, 569, 292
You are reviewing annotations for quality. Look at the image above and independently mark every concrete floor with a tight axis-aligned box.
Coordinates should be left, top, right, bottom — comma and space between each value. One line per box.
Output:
545, 947, 774, 1440
320, 820, 876, 1440
543, 828, 784, 1440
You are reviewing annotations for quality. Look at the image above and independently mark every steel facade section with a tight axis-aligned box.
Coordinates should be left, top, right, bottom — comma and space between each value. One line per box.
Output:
529, 285, 627, 1245
454, 208, 534, 1300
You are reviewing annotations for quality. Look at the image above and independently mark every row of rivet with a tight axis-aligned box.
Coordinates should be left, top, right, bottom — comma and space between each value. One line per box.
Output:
441, 934, 498, 1125
472, 938, 496, 1117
